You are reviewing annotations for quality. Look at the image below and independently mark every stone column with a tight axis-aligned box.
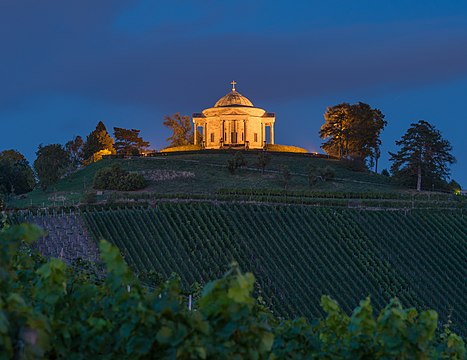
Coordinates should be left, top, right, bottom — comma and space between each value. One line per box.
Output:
194, 122, 197, 145
203, 123, 207, 146
221, 120, 224, 148
270, 124, 275, 144
243, 120, 246, 144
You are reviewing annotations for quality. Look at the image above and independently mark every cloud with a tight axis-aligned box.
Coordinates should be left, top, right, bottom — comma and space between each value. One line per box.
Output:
1, 1, 467, 113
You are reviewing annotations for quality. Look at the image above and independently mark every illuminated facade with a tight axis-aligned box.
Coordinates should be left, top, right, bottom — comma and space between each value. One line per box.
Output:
192, 81, 276, 149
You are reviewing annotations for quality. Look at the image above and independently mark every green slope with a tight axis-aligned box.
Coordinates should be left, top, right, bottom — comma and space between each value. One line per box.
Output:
82, 204, 467, 336
9, 152, 402, 208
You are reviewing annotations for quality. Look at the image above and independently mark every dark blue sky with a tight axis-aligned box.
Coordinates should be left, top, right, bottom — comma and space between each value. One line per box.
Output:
1, 0, 466, 186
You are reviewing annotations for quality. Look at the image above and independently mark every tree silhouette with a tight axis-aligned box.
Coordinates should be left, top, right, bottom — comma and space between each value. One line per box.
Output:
389, 120, 455, 191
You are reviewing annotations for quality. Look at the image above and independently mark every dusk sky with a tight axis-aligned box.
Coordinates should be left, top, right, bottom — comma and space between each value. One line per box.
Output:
1, 0, 466, 186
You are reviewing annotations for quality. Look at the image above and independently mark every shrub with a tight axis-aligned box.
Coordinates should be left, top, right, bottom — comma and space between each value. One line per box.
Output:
381, 169, 390, 177
257, 151, 271, 174
82, 191, 97, 204
341, 156, 367, 172
227, 152, 247, 174
227, 159, 236, 174
94, 164, 147, 191
308, 166, 335, 187
319, 166, 335, 181
234, 151, 247, 168
280, 165, 292, 190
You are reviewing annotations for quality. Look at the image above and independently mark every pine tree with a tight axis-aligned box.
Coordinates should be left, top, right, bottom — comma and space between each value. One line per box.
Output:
389, 120, 455, 191
82, 121, 115, 162
113, 127, 150, 156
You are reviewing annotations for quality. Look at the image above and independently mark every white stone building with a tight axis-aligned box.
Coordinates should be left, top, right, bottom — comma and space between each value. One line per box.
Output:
192, 81, 275, 149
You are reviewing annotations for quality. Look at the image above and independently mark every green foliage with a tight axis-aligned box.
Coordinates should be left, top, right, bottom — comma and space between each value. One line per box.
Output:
0, 224, 464, 358
381, 169, 390, 177
280, 165, 292, 189
227, 152, 247, 174
82, 121, 115, 163
33, 144, 71, 190
65, 135, 84, 166
93, 164, 147, 191
113, 127, 150, 156
389, 120, 455, 191
257, 151, 271, 174
163, 113, 199, 147
0, 149, 35, 195
82, 191, 97, 204
83, 204, 467, 337
340, 156, 368, 172
308, 166, 335, 186
449, 179, 462, 195
320, 102, 386, 168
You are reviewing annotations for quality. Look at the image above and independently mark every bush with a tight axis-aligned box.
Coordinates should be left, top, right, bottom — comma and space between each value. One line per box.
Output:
341, 156, 367, 172
94, 164, 147, 191
257, 151, 271, 174
82, 191, 97, 204
280, 165, 292, 190
381, 169, 390, 177
234, 151, 247, 168
319, 166, 335, 181
308, 166, 335, 187
227, 159, 236, 174
227, 152, 247, 174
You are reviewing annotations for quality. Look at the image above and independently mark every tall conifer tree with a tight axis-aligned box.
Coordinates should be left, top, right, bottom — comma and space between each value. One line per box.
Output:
82, 121, 115, 162
389, 120, 455, 191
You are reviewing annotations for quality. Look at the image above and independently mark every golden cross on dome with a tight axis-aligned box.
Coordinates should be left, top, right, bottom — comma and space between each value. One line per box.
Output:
230, 80, 237, 92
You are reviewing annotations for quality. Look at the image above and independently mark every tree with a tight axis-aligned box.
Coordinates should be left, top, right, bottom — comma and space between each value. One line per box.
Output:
82, 121, 115, 162
227, 152, 247, 174
280, 165, 292, 190
0, 150, 35, 195
257, 151, 271, 174
389, 120, 455, 191
163, 113, 200, 147
65, 135, 84, 166
113, 127, 150, 156
34, 144, 71, 190
320, 102, 386, 170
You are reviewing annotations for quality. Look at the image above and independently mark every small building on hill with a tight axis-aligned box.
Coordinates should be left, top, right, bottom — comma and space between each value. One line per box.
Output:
192, 81, 276, 149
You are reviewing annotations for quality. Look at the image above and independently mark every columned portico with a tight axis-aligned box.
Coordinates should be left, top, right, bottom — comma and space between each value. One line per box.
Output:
192, 81, 276, 149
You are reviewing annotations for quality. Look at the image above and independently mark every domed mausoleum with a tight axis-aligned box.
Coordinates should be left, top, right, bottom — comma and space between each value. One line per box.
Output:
192, 81, 275, 149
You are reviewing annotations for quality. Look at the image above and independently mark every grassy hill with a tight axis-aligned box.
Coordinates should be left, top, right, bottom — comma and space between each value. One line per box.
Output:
8, 152, 403, 208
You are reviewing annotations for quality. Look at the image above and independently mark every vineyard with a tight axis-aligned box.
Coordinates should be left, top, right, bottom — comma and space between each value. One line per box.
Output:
81, 203, 467, 336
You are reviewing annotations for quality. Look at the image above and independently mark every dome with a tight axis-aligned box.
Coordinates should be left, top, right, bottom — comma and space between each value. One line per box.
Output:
214, 90, 254, 107
214, 81, 254, 107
